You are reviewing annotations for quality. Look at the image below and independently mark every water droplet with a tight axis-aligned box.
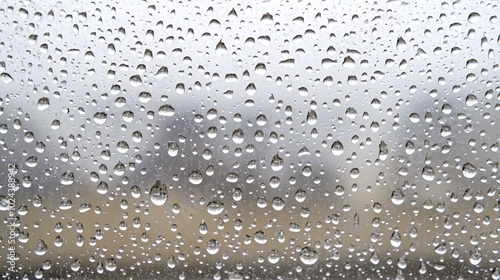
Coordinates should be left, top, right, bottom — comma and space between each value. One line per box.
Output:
268, 250, 280, 264
116, 141, 129, 153
271, 154, 284, 171
167, 141, 179, 157
60, 172, 74, 185
396, 37, 407, 52
150, 180, 168, 206
466, 59, 478, 70
422, 166, 435, 181
419, 261, 427, 274
462, 162, 477, 178
306, 110, 317, 125
272, 197, 284, 211
254, 231, 268, 244
1, 72, 14, 83
379, 141, 388, 160
345, 107, 357, 119
155, 66, 169, 79
295, 189, 306, 202
391, 189, 405, 205
138, 91, 152, 103
468, 12, 481, 23
37, 97, 50, 111
199, 220, 208, 235
188, 170, 203, 185
370, 251, 380, 264
158, 104, 175, 116
129, 75, 142, 87
232, 128, 245, 144
299, 247, 318, 265
233, 188, 242, 201
257, 196, 268, 208
105, 258, 117, 272
469, 248, 482, 265
206, 239, 221, 254
435, 243, 447, 254
465, 94, 478, 106
390, 230, 402, 247
405, 140, 415, 154
331, 141, 344, 156
93, 112, 107, 124
226, 172, 238, 183
278, 230, 286, 243
321, 58, 336, 69
35, 240, 47, 255
207, 200, 225, 215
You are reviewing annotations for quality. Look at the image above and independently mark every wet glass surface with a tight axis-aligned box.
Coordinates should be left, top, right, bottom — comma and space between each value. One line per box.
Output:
0, 0, 499, 279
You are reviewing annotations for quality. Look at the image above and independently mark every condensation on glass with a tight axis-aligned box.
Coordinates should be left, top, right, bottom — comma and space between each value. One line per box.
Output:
0, 0, 499, 279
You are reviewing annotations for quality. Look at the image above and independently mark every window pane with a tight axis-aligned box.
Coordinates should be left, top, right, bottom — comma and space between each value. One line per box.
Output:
1, 1, 499, 279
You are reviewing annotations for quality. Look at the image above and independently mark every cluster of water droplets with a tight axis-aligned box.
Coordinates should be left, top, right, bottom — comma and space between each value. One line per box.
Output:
0, 0, 499, 279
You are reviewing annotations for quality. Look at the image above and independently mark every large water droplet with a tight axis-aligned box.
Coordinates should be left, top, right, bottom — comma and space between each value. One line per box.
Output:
396, 37, 407, 52
188, 170, 203, 185
206, 239, 221, 254
268, 250, 280, 264
150, 180, 168, 206
331, 141, 344, 156
1, 72, 14, 83
370, 251, 380, 264
299, 247, 318, 265
422, 166, 435, 181
254, 230, 268, 244
129, 75, 142, 87
60, 172, 75, 185
105, 258, 117, 272
158, 104, 175, 116
93, 112, 107, 124
462, 162, 477, 178
232, 128, 244, 144
272, 196, 285, 211
271, 154, 284, 171
391, 189, 405, 205
35, 240, 47, 255
390, 230, 402, 247
207, 201, 225, 215
37, 97, 50, 111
